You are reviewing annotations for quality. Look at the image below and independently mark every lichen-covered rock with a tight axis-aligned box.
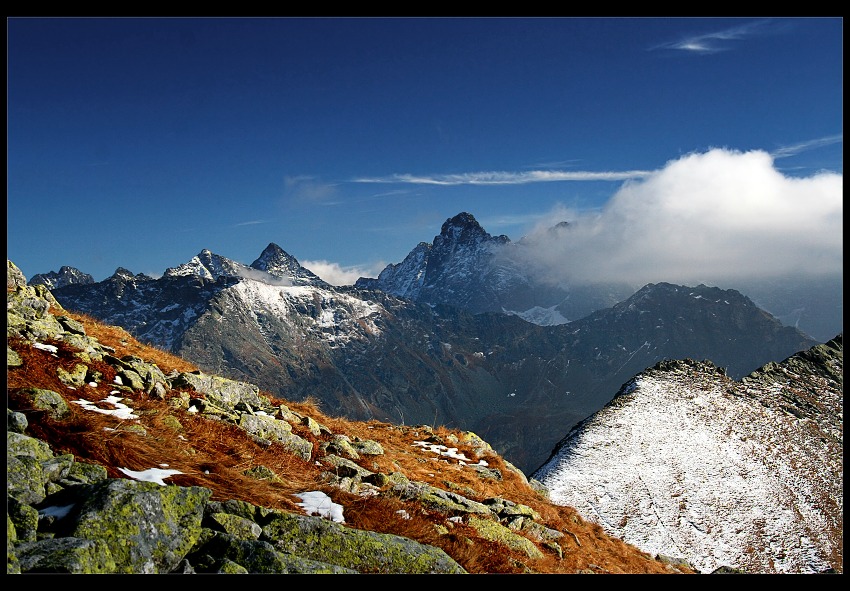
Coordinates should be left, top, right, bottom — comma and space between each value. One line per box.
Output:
14, 537, 117, 574
238, 414, 313, 460
58, 461, 109, 487
63, 479, 211, 573
208, 513, 262, 540
169, 372, 269, 411
7, 347, 23, 368
466, 516, 544, 559
389, 478, 490, 515
56, 364, 89, 388
261, 510, 467, 574
7, 409, 28, 434
7, 497, 38, 544
8, 260, 27, 290
13, 389, 72, 421
188, 530, 357, 574
321, 434, 361, 459
351, 437, 384, 456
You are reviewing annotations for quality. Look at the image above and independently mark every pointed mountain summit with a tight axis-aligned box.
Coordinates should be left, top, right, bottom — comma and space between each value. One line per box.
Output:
250, 243, 327, 287
432, 212, 508, 253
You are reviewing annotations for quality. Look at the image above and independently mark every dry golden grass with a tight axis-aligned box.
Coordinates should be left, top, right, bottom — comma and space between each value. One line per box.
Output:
6, 308, 692, 575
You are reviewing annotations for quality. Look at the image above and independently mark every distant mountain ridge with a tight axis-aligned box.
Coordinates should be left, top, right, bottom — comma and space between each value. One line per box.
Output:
44, 242, 818, 474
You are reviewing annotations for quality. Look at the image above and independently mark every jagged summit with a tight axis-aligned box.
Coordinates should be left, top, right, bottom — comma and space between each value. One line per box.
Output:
355, 212, 631, 322
435, 212, 510, 252
159, 245, 326, 288
28, 266, 94, 290
355, 212, 523, 313
111, 267, 139, 280
250, 243, 327, 287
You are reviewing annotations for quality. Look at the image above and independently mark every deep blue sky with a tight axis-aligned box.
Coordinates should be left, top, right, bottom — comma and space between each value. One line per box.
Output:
7, 17, 843, 285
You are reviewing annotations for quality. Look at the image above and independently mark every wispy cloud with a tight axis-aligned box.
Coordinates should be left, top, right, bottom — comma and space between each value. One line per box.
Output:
352, 169, 652, 186
652, 19, 776, 54
770, 134, 843, 159
234, 220, 273, 227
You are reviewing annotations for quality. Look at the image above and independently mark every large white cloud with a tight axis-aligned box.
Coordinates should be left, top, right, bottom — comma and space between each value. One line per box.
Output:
513, 148, 842, 287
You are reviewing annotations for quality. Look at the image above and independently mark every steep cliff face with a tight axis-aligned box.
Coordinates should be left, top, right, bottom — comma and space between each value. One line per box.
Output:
532, 339, 843, 574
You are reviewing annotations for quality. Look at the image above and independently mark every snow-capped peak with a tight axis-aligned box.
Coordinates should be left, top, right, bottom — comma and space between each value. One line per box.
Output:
163, 249, 249, 281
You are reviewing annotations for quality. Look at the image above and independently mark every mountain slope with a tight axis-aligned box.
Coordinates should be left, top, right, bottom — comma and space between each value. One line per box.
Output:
531, 338, 843, 574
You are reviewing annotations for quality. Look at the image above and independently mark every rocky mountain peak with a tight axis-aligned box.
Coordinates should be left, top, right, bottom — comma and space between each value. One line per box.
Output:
111, 267, 137, 280
435, 212, 509, 251
28, 266, 95, 290
250, 243, 327, 287
163, 250, 245, 281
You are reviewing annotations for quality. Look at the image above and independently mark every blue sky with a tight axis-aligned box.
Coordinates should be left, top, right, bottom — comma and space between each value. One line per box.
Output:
7, 17, 843, 286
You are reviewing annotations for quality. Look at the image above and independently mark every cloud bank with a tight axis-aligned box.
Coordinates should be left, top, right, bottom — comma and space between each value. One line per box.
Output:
512, 148, 842, 288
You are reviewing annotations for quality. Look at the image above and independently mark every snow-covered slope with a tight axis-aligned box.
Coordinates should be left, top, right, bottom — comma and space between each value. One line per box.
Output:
532, 340, 843, 574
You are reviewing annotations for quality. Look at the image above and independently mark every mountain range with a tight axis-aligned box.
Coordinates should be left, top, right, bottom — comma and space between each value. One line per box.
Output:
36, 213, 822, 475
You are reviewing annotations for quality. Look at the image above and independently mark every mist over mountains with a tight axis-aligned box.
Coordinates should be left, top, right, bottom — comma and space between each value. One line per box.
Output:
371, 211, 841, 342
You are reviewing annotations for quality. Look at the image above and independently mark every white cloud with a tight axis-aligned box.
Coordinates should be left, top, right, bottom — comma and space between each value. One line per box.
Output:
512, 148, 842, 287
301, 259, 387, 286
